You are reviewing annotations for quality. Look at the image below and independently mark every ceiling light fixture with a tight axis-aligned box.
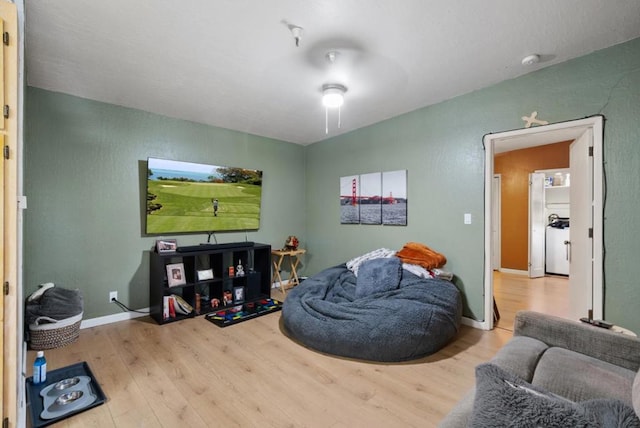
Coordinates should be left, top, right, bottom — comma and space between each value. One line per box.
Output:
322, 84, 347, 134
322, 84, 346, 108
521, 54, 540, 66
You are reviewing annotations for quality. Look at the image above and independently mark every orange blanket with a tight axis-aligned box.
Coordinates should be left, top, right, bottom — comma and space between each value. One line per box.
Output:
396, 242, 446, 270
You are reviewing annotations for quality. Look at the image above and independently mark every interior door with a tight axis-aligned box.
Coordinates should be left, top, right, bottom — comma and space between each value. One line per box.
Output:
569, 129, 593, 320
528, 172, 546, 278
0, 2, 18, 424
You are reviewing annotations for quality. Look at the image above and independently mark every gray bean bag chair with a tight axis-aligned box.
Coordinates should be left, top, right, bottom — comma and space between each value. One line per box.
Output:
282, 256, 462, 362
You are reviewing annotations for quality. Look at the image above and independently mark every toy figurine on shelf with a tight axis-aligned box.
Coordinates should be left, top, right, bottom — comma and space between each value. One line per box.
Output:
236, 260, 245, 277
283, 235, 299, 251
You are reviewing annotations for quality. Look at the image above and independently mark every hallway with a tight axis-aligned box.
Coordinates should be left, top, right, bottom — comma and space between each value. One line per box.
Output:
493, 271, 570, 331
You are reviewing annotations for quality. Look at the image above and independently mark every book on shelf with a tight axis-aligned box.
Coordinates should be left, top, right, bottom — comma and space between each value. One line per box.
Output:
163, 296, 170, 320
172, 294, 194, 315
168, 296, 176, 318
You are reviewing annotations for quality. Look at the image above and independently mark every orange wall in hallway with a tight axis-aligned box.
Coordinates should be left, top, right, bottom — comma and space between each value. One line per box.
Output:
494, 141, 571, 271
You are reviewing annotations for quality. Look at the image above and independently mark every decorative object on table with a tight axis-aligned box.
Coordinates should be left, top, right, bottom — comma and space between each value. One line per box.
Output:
284, 235, 299, 250
228, 266, 235, 277
26, 361, 106, 427
26, 283, 84, 350
211, 298, 220, 308
196, 269, 214, 281
236, 260, 245, 276
233, 286, 245, 304
166, 263, 186, 287
155, 239, 177, 253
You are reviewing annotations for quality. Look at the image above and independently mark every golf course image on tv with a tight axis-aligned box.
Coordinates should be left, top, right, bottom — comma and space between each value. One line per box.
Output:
146, 157, 263, 234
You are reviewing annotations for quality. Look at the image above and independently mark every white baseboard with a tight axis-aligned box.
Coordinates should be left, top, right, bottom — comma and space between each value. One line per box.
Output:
461, 316, 488, 330
81, 308, 490, 332
80, 308, 150, 329
498, 268, 528, 276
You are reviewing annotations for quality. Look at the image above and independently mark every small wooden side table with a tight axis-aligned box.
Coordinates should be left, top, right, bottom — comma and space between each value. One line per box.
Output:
271, 249, 306, 293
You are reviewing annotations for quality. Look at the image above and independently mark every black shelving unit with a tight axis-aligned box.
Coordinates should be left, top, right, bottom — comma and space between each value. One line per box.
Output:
149, 243, 271, 324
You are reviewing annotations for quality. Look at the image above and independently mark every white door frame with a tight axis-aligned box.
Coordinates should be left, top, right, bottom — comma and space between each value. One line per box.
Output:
492, 174, 501, 270
483, 116, 603, 330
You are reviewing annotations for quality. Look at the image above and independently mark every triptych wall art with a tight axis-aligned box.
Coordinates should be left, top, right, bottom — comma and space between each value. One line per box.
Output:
339, 170, 407, 225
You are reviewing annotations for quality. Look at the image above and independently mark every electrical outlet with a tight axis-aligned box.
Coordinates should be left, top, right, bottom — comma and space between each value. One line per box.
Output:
109, 291, 118, 302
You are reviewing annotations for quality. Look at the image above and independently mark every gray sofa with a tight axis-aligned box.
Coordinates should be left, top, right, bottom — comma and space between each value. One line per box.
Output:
440, 311, 640, 427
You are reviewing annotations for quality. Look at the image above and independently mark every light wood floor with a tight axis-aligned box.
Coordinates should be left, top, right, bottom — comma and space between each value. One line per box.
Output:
25, 279, 563, 428
493, 271, 570, 331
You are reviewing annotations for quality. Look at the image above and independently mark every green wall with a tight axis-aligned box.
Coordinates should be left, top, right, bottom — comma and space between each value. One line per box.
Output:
25, 37, 640, 332
24, 88, 306, 319
305, 37, 640, 331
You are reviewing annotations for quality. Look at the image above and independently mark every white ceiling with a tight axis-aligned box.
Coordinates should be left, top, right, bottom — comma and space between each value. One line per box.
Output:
25, 1, 640, 145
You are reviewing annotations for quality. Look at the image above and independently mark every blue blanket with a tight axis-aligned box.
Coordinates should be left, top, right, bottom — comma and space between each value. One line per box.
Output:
282, 263, 462, 362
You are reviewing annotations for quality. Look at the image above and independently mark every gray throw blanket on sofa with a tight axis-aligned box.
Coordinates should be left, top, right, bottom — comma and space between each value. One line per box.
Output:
25, 286, 84, 325
282, 261, 462, 362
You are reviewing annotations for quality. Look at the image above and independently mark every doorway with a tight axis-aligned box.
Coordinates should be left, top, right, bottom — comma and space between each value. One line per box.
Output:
483, 116, 604, 330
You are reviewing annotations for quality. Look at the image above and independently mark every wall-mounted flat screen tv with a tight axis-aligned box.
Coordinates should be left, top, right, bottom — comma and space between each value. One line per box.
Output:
145, 157, 263, 234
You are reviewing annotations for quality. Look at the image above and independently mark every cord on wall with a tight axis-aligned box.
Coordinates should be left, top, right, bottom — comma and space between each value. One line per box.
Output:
112, 298, 149, 314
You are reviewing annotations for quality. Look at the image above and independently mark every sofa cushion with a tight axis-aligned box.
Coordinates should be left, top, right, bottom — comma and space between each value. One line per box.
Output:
470, 363, 640, 428
532, 346, 636, 404
490, 335, 549, 382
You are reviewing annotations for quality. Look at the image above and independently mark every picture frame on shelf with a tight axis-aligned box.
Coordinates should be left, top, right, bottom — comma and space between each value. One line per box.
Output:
156, 239, 177, 253
197, 269, 214, 281
222, 290, 233, 306
166, 263, 186, 287
233, 286, 245, 304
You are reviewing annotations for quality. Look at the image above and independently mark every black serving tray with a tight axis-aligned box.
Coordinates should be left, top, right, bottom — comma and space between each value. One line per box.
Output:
26, 361, 107, 428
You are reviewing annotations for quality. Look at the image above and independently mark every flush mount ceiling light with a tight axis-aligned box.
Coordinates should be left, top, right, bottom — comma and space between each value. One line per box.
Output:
322, 83, 347, 134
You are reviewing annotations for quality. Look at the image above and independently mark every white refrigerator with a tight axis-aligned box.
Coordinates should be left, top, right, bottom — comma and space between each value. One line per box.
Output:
546, 226, 570, 275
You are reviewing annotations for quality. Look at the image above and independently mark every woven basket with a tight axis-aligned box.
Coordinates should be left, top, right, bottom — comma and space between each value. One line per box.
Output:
29, 312, 82, 350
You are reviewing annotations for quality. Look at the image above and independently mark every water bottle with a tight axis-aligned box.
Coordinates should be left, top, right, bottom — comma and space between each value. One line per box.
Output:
33, 351, 47, 385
